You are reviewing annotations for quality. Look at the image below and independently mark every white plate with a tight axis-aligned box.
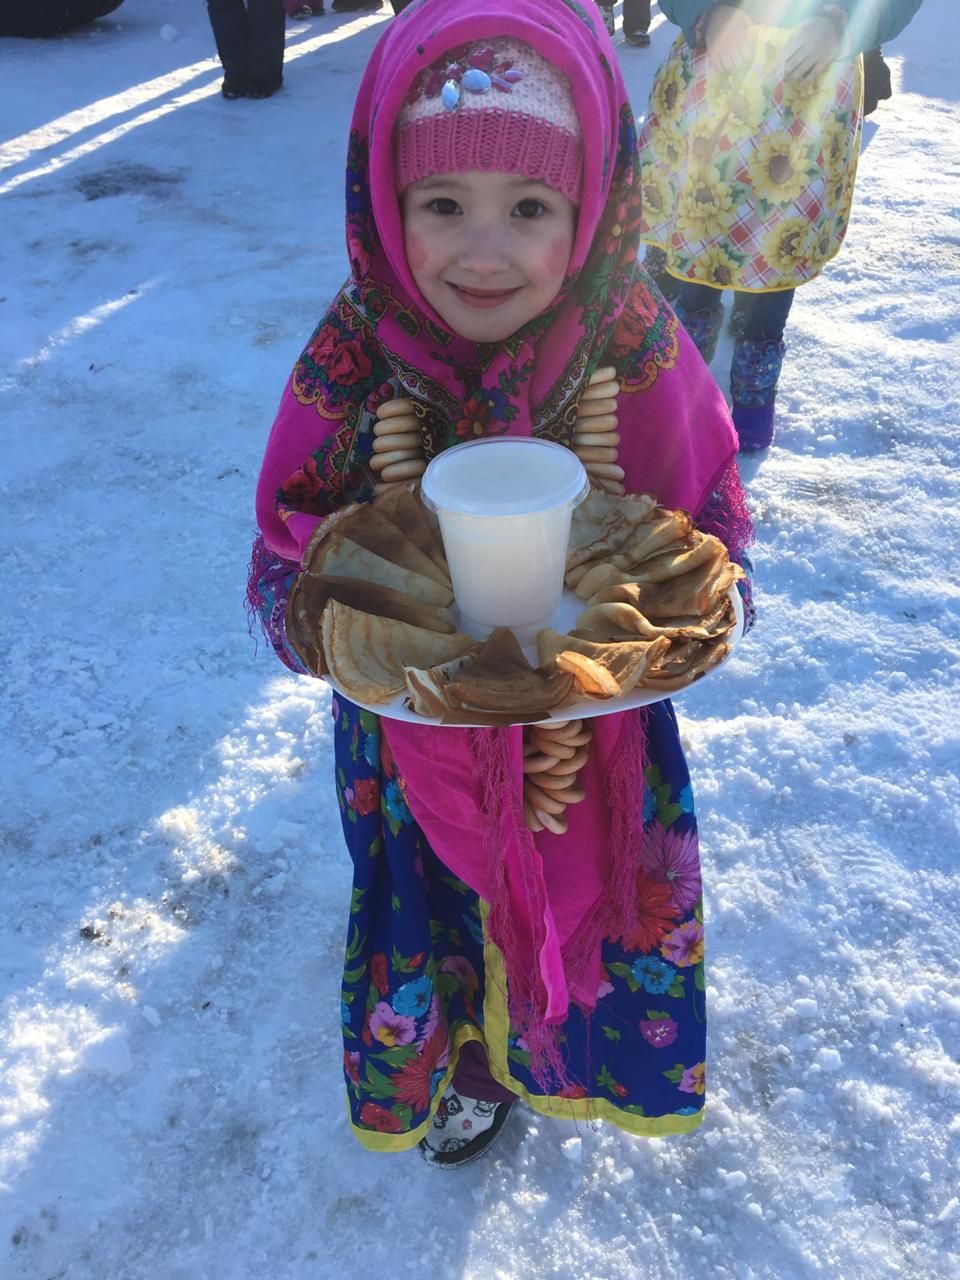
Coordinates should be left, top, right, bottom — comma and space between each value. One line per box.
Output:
324, 586, 743, 727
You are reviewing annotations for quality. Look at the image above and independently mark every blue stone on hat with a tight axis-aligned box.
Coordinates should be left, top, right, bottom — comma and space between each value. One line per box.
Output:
461, 68, 492, 94
441, 80, 461, 111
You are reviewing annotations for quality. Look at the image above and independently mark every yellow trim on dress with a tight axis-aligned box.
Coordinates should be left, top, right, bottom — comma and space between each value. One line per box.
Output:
479, 914, 705, 1139
347, 1023, 487, 1154
348, 903, 706, 1151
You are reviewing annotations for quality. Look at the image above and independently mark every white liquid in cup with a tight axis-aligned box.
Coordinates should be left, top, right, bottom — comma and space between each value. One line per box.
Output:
421, 438, 589, 641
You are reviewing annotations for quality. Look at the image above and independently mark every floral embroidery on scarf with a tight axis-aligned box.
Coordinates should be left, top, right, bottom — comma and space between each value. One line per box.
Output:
275, 407, 375, 518
556, 0, 598, 37
609, 278, 680, 393
292, 299, 392, 414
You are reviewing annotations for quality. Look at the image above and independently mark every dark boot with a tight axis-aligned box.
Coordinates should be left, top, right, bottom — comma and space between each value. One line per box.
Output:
674, 298, 724, 365
730, 337, 785, 453
623, 0, 651, 44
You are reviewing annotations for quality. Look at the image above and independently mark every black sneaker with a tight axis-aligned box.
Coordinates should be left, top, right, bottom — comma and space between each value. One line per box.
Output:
221, 78, 246, 99
246, 78, 283, 99
624, 30, 651, 46
418, 1087, 515, 1170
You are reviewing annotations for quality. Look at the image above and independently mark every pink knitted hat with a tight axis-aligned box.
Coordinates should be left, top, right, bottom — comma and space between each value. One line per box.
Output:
395, 39, 583, 204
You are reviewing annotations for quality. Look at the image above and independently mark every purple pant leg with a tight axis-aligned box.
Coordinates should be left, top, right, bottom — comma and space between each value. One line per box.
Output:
452, 1040, 517, 1104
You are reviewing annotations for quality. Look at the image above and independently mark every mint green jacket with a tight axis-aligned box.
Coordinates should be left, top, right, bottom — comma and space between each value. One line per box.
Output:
659, 0, 924, 57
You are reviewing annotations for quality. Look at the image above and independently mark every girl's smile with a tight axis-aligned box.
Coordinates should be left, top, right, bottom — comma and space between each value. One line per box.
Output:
448, 283, 523, 308
401, 171, 577, 342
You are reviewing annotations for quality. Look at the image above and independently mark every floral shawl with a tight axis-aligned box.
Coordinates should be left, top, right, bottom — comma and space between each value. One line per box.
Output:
252, 0, 749, 1084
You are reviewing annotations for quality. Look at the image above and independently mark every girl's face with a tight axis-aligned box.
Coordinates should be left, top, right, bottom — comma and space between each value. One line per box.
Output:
400, 171, 577, 343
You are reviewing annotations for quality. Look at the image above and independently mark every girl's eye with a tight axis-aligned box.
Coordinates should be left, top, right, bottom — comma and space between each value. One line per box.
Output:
514, 198, 548, 219
427, 197, 461, 216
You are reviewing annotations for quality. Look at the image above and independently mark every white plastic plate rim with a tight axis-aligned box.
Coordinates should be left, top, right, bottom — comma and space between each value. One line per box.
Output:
324, 586, 744, 727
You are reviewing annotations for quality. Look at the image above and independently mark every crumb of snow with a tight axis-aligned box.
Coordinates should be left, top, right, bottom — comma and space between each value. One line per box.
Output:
792, 998, 819, 1017
79, 1029, 132, 1076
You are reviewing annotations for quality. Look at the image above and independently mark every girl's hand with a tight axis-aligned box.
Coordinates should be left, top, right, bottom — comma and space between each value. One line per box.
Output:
704, 4, 755, 74
783, 17, 842, 82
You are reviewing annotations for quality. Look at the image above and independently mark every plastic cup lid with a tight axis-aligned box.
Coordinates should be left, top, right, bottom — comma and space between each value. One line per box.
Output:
421, 438, 589, 517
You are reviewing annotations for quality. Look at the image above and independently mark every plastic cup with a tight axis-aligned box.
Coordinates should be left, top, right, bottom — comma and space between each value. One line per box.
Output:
421, 438, 589, 641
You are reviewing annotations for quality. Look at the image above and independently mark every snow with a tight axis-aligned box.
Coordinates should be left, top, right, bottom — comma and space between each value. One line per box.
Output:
1, 1, 958, 1277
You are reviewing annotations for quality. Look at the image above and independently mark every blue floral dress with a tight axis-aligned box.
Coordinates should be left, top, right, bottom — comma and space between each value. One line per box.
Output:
334, 694, 707, 1151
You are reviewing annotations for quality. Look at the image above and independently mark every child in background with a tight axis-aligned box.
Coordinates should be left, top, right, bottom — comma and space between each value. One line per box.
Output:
249, 0, 754, 1167
638, 0, 922, 452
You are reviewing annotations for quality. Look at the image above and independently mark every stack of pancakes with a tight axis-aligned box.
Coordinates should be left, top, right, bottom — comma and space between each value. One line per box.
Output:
286, 484, 744, 724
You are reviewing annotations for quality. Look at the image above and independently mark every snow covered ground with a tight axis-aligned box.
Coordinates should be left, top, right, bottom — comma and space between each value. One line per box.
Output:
1, 2, 958, 1277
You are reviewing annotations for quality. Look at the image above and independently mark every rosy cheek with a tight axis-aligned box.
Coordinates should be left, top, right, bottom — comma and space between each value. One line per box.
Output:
405, 230, 429, 273
545, 234, 573, 279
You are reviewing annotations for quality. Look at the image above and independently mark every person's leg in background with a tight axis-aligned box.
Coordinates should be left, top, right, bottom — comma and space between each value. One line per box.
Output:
673, 279, 726, 366
643, 246, 680, 301
207, 0, 251, 97
245, 0, 286, 96
729, 288, 795, 453
862, 48, 892, 116
598, 3, 616, 37
622, 0, 651, 46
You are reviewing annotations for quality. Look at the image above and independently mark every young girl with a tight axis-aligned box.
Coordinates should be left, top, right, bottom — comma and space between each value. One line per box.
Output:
249, 0, 754, 1168
637, 0, 922, 451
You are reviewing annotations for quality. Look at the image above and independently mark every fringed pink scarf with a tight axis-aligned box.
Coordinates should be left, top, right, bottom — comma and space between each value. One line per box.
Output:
253, 0, 750, 1087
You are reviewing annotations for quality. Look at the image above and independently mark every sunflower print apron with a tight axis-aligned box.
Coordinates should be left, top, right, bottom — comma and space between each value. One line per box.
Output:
638, 26, 863, 292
